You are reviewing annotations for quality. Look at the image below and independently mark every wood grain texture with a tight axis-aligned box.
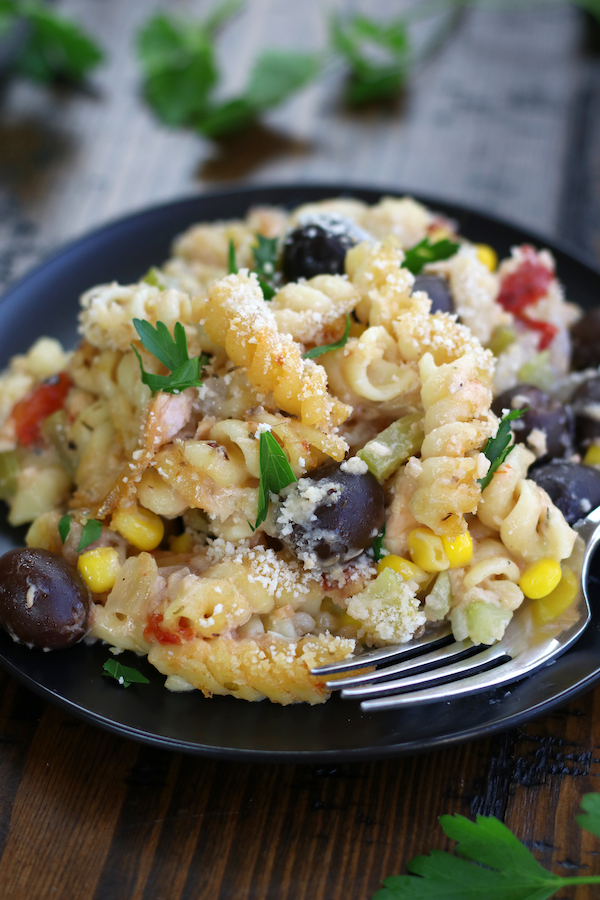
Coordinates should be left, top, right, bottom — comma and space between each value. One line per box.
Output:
1, 2, 600, 898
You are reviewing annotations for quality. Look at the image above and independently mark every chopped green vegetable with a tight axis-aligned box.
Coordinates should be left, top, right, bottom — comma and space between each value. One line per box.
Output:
358, 413, 424, 482
132, 319, 209, 394
331, 13, 410, 105
0, 450, 20, 501
103, 658, 150, 688
10, 1, 103, 84
142, 267, 166, 288
517, 350, 554, 392
464, 600, 512, 645
255, 431, 297, 530
372, 524, 386, 563
41, 410, 78, 477
303, 315, 351, 360
487, 324, 517, 357
478, 408, 526, 491
423, 571, 452, 621
402, 237, 460, 276
59, 515, 102, 552
372, 802, 600, 899
228, 239, 238, 274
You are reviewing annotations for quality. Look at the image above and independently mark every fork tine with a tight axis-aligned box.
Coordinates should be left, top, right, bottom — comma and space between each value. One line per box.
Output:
339, 642, 509, 698
325, 639, 478, 690
311, 623, 453, 676
359, 638, 560, 711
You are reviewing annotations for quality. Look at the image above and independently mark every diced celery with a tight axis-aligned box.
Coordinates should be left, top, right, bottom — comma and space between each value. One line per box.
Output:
423, 571, 452, 621
517, 351, 554, 392
41, 410, 78, 477
464, 601, 512, 645
488, 325, 516, 356
358, 413, 424, 482
0, 450, 20, 501
142, 267, 166, 288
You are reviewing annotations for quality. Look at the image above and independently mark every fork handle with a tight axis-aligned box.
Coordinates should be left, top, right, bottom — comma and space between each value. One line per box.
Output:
574, 505, 600, 588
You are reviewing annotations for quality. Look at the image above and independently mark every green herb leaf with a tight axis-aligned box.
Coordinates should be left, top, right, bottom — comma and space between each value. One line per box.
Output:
303, 315, 351, 360
402, 237, 460, 276
132, 319, 208, 394
577, 793, 600, 838
15, 3, 103, 84
255, 431, 297, 529
372, 524, 386, 563
478, 409, 526, 491
78, 519, 102, 552
58, 514, 71, 544
228, 239, 238, 274
252, 234, 278, 299
103, 658, 150, 688
332, 13, 410, 105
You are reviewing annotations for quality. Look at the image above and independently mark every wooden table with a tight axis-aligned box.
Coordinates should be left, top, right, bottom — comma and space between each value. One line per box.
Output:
1, 2, 600, 897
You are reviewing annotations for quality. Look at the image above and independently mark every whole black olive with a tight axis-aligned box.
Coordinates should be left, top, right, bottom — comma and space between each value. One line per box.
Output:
412, 274, 454, 314
491, 384, 573, 464
570, 309, 600, 371
529, 462, 600, 525
282, 224, 356, 282
571, 375, 600, 452
0, 548, 92, 650
275, 460, 385, 568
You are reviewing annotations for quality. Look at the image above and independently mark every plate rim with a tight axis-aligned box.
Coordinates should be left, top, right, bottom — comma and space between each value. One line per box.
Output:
1, 181, 600, 762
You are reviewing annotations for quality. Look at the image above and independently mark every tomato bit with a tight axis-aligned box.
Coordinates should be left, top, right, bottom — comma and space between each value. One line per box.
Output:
12, 371, 72, 446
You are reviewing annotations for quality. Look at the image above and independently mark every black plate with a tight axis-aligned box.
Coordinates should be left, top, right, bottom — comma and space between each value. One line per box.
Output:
1, 183, 600, 762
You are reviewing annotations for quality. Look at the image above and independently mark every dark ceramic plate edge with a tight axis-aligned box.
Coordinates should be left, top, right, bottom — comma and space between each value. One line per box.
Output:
1, 182, 600, 762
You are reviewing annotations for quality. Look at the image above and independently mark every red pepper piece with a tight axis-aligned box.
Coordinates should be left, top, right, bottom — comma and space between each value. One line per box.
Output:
143, 612, 195, 645
12, 372, 72, 446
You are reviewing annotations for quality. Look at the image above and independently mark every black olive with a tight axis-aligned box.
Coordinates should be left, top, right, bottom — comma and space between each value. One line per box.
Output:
282, 224, 356, 282
571, 376, 600, 452
276, 461, 385, 568
412, 274, 454, 314
491, 384, 573, 464
529, 462, 600, 525
570, 309, 600, 371
0, 548, 92, 650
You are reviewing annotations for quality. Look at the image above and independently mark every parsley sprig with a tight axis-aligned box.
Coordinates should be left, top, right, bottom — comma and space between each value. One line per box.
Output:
254, 431, 296, 530
372, 794, 600, 899
303, 315, 351, 360
252, 235, 278, 299
372, 524, 386, 563
478, 408, 527, 491
58, 515, 102, 552
402, 237, 460, 276
132, 319, 209, 394
0, 0, 103, 84
103, 658, 150, 688
331, 13, 410, 106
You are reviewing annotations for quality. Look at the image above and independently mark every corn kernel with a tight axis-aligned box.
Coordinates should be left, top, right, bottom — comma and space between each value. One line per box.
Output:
377, 555, 429, 585
475, 243, 498, 271
169, 532, 194, 554
532, 566, 578, 624
111, 505, 164, 551
441, 532, 473, 568
519, 558, 562, 600
77, 546, 121, 594
408, 528, 449, 573
584, 444, 600, 467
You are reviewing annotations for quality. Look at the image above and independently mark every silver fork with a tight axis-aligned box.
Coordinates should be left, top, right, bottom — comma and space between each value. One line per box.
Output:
311, 506, 600, 712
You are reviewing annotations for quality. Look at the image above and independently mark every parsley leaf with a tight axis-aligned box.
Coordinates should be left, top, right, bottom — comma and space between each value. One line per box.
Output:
402, 237, 460, 276
58, 515, 102, 552
255, 431, 296, 530
14, 2, 103, 84
372, 524, 386, 562
303, 315, 351, 360
331, 13, 410, 105
478, 409, 526, 491
132, 319, 208, 394
228, 239, 238, 274
577, 792, 600, 838
252, 234, 278, 299
103, 658, 150, 689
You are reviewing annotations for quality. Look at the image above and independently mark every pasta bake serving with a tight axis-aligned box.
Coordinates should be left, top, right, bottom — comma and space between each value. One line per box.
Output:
0, 193, 598, 705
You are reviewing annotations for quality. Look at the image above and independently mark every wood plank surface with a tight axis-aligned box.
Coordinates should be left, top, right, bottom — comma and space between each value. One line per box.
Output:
1, 2, 600, 898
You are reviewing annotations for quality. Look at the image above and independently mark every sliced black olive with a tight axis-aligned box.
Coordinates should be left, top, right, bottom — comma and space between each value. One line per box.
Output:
276, 461, 385, 569
571, 375, 600, 452
0, 548, 92, 650
570, 309, 600, 371
412, 274, 454, 314
491, 384, 573, 464
282, 224, 356, 282
529, 462, 600, 524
